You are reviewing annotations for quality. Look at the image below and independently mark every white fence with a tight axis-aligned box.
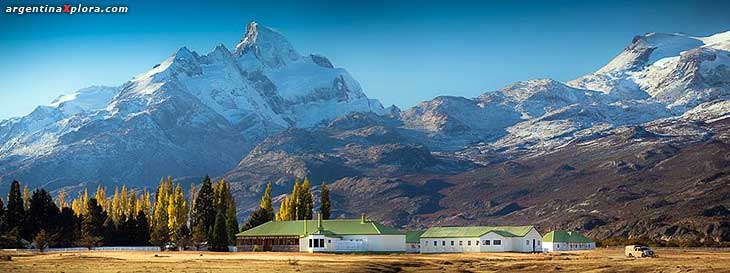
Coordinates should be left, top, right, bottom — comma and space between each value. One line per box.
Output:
2, 246, 160, 252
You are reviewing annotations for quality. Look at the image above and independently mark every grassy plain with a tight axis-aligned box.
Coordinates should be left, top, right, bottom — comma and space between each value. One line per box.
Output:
2, 248, 730, 272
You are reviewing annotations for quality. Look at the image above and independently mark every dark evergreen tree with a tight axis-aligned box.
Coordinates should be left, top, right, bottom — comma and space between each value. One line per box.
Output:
225, 212, 238, 245
55, 207, 80, 247
191, 221, 206, 250
191, 175, 216, 239
0, 197, 6, 233
5, 180, 25, 237
133, 210, 150, 246
33, 229, 52, 252
320, 182, 331, 220
123, 213, 137, 245
0, 227, 24, 248
28, 188, 60, 237
209, 211, 228, 252
241, 207, 272, 231
220, 182, 238, 244
149, 221, 169, 249
83, 198, 106, 237
172, 224, 191, 250
117, 213, 131, 245
79, 198, 105, 249
102, 215, 118, 245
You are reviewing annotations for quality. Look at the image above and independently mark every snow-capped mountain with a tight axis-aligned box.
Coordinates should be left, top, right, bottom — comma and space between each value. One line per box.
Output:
570, 31, 730, 111
0, 21, 385, 190
401, 30, 730, 154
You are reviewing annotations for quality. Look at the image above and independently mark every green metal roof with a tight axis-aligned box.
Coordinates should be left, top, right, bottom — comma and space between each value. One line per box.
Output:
420, 226, 535, 238
236, 219, 404, 237
310, 228, 341, 238
543, 231, 594, 243
405, 230, 426, 243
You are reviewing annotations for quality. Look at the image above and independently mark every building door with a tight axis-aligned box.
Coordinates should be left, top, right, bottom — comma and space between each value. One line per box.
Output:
532, 239, 536, 252
263, 239, 273, 251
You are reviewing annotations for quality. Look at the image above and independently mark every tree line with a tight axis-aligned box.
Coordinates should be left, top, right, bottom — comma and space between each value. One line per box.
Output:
0, 176, 332, 251
241, 178, 331, 231
0, 175, 238, 251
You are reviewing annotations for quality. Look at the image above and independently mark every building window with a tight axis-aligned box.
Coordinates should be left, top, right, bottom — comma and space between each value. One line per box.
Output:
484, 240, 490, 245
442, 241, 446, 246
450, 241, 454, 246
537, 241, 540, 246
328, 240, 331, 244
468, 241, 471, 246
459, 241, 463, 246
493, 240, 501, 245
476, 240, 479, 246
434, 241, 437, 246
311, 238, 325, 248
526, 240, 529, 245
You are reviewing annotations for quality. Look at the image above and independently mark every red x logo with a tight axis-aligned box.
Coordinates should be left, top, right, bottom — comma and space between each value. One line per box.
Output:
63, 4, 70, 13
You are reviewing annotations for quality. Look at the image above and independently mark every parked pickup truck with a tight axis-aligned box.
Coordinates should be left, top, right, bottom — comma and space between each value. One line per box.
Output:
625, 245, 655, 258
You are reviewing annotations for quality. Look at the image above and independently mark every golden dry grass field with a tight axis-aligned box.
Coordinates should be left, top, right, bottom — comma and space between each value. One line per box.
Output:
2, 248, 730, 273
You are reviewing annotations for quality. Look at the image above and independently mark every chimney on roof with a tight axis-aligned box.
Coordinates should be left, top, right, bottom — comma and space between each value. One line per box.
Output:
304, 217, 308, 235
317, 213, 323, 230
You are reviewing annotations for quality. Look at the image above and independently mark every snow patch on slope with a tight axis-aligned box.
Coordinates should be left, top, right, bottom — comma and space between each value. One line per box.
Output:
50, 86, 119, 116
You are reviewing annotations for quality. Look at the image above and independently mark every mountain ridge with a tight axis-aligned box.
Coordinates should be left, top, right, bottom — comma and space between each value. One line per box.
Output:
0, 21, 386, 191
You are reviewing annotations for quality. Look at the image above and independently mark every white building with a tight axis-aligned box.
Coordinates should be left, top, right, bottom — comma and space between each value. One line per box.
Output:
236, 215, 405, 253
419, 226, 543, 253
542, 230, 595, 252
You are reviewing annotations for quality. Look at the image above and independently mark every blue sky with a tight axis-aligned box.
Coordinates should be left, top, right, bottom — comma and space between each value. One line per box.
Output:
1, 0, 729, 119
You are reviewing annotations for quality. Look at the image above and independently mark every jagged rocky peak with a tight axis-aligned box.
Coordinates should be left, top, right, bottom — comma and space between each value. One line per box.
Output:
173, 46, 198, 60
137, 46, 204, 82
205, 43, 233, 60
310, 54, 334, 68
234, 21, 301, 68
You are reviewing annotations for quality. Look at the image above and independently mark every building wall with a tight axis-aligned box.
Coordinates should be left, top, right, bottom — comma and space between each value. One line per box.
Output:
420, 229, 543, 253
300, 234, 405, 253
543, 242, 595, 252
300, 235, 329, 252
420, 236, 485, 253
480, 233, 512, 252
421, 233, 513, 253
512, 228, 543, 253
348, 235, 406, 252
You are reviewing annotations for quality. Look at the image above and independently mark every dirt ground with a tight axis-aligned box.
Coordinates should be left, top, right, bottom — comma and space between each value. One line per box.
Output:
2, 248, 730, 273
